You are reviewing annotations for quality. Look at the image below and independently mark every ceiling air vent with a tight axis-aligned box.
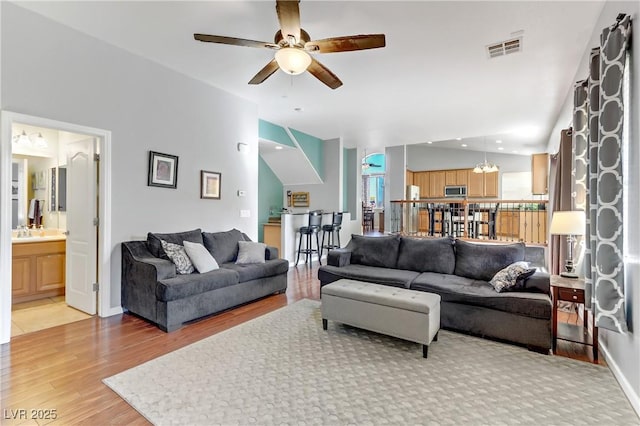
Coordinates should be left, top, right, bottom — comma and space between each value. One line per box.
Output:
486, 37, 522, 58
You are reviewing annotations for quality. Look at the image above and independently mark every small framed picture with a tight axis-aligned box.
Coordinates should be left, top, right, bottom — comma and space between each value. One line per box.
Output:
200, 170, 221, 199
148, 151, 178, 189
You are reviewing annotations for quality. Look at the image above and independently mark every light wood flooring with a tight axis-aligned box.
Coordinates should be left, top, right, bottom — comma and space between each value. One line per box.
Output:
11, 298, 93, 337
1, 263, 600, 425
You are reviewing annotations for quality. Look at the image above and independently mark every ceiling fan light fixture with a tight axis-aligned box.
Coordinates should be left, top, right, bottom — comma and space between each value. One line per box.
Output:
275, 47, 311, 75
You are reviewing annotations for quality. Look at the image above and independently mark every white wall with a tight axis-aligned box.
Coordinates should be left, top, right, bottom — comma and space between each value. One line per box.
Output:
407, 144, 532, 173
1, 3, 259, 310
284, 138, 342, 214
384, 145, 406, 232
546, 1, 640, 415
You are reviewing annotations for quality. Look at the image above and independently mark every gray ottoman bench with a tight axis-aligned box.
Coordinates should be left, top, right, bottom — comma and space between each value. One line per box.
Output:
321, 279, 441, 358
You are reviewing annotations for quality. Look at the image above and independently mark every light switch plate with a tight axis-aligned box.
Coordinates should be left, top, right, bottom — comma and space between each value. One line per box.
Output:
240, 209, 250, 218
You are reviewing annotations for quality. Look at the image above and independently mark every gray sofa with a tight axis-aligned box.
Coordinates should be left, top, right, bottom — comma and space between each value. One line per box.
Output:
318, 235, 552, 351
121, 228, 288, 332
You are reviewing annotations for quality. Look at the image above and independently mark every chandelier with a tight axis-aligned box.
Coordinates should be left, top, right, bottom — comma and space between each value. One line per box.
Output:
473, 151, 499, 173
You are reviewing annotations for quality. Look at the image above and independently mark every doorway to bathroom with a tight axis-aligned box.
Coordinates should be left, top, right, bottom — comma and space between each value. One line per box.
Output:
0, 112, 114, 343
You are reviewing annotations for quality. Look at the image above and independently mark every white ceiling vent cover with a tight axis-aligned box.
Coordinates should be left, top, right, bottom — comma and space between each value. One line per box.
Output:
486, 37, 522, 58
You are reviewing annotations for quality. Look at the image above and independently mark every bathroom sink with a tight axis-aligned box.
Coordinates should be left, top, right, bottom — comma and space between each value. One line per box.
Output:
12, 235, 66, 243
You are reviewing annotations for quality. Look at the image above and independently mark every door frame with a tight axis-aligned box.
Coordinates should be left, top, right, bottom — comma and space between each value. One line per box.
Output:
0, 111, 116, 344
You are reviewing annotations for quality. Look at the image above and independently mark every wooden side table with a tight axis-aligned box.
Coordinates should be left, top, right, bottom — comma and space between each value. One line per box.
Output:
551, 275, 598, 363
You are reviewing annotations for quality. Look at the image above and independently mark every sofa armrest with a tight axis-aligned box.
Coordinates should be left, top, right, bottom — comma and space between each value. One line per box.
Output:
265, 246, 279, 260
521, 271, 550, 295
123, 241, 176, 280
327, 248, 352, 267
121, 241, 177, 321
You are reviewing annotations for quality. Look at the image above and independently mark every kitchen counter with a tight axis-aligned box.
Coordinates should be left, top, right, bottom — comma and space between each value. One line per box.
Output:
281, 212, 352, 265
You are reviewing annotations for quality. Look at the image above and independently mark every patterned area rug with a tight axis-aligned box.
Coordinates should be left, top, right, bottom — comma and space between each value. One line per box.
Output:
104, 299, 638, 425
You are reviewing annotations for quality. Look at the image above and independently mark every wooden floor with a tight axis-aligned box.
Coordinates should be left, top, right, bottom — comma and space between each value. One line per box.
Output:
1, 263, 600, 425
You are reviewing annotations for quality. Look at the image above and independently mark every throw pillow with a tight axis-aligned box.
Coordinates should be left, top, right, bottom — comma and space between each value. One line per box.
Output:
183, 241, 219, 273
161, 240, 195, 274
236, 241, 266, 264
489, 261, 536, 293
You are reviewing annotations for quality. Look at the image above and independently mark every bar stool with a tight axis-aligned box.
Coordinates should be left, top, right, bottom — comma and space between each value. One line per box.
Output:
295, 210, 323, 266
320, 212, 343, 258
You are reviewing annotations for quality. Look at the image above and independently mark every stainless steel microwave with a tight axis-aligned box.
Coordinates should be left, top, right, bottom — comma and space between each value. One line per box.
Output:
444, 185, 467, 198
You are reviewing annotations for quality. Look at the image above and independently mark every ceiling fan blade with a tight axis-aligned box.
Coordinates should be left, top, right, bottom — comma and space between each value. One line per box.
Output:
307, 58, 343, 90
305, 34, 386, 53
194, 34, 279, 50
276, 0, 301, 44
248, 59, 280, 85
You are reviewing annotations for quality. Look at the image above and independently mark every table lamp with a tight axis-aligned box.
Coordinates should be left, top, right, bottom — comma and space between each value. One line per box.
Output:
550, 210, 585, 278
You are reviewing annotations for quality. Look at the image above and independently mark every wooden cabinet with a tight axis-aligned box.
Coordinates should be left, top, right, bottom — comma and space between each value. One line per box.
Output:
467, 171, 498, 198
411, 168, 498, 199
418, 209, 429, 233
12, 240, 66, 304
484, 172, 499, 197
532, 153, 549, 195
497, 210, 547, 243
406, 169, 414, 186
467, 171, 484, 197
429, 171, 445, 197
445, 169, 468, 186
263, 223, 282, 257
414, 172, 430, 198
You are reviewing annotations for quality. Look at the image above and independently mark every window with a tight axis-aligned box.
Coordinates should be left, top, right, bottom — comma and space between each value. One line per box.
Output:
362, 153, 385, 209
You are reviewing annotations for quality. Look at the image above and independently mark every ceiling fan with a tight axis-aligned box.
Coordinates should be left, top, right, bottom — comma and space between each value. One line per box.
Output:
194, 0, 386, 89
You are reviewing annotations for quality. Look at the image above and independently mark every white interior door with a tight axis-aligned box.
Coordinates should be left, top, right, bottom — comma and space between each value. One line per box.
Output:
65, 138, 97, 315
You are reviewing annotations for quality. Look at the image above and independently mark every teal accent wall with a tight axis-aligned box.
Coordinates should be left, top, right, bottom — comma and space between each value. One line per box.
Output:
290, 129, 324, 180
258, 120, 296, 148
257, 156, 283, 242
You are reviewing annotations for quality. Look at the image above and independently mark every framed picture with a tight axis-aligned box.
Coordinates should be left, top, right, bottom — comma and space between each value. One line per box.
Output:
200, 170, 221, 199
148, 151, 178, 189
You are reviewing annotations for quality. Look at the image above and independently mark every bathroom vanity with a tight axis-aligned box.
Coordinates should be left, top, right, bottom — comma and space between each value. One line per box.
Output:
12, 235, 66, 304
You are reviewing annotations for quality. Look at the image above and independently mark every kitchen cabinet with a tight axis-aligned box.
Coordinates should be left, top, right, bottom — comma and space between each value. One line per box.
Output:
497, 210, 547, 243
263, 223, 282, 258
12, 240, 66, 304
484, 172, 499, 197
414, 172, 430, 198
445, 169, 468, 186
429, 171, 445, 198
406, 169, 414, 186
532, 153, 549, 195
467, 171, 498, 198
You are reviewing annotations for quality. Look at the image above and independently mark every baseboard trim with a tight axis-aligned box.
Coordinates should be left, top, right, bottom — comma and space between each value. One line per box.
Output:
600, 341, 640, 418
100, 306, 124, 318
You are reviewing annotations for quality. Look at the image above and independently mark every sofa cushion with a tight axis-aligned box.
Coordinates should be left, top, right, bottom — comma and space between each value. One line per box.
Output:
221, 259, 289, 282
348, 234, 401, 269
454, 240, 525, 282
147, 228, 203, 260
410, 272, 551, 320
156, 268, 239, 302
489, 261, 536, 293
183, 241, 219, 273
318, 264, 420, 289
396, 236, 455, 274
236, 241, 266, 264
203, 229, 247, 264
160, 240, 195, 274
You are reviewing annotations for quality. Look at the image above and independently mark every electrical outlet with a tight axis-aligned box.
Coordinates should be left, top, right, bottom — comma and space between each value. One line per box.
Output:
240, 209, 250, 218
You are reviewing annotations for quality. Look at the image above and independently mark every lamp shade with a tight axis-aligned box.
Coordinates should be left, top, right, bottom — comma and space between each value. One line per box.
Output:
275, 47, 312, 75
550, 211, 585, 236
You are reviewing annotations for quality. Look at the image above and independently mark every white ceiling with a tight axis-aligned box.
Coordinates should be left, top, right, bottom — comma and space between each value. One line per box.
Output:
16, 1, 605, 154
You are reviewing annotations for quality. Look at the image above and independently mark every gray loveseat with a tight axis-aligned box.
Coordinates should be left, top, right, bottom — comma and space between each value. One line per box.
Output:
318, 235, 552, 351
121, 228, 288, 332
